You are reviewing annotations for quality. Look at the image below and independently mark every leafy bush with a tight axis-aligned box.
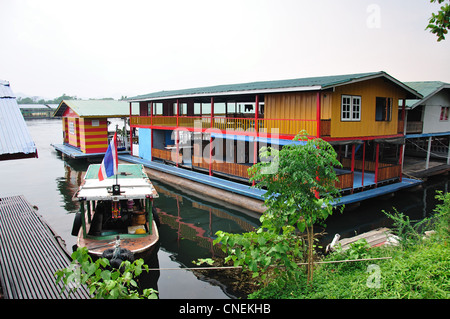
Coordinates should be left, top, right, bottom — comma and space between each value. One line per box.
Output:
55, 247, 158, 299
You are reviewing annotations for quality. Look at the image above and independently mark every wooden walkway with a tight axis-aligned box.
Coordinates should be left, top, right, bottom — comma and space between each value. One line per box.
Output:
0, 195, 90, 299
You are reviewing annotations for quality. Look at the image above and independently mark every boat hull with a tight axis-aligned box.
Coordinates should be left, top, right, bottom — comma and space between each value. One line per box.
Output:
77, 220, 160, 260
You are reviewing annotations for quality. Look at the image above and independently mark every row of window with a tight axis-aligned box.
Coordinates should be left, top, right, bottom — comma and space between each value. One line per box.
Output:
341, 95, 393, 122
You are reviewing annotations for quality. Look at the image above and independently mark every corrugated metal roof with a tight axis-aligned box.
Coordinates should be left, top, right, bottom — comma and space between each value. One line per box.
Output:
53, 100, 136, 117
404, 81, 450, 108
0, 80, 37, 160
128, 71, 422, 101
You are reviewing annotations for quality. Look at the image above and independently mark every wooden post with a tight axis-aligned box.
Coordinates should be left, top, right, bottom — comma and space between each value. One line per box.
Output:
209, 97, 214, 176
398, 144, 404, 182
316, 92, 321, 138
253, 95, 259, 186
351, 144, 355, 193
426, 136, 432, 169
150, 101, 153, 126
176, 99, 180, 167
362, 142, 366, 187
374, 143, 380, 185
129, 102, 133, 156
150, 102, 153, 161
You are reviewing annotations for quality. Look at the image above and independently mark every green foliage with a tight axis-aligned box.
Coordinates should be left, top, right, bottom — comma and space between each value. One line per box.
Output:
248, 131, 342, 233
17, 93, 79, 105
427, 0, 450, 41
382, 208, 429, 246
249, 191, 450, 299
55, 247, 158, 299
433, 190, 450, 240
192, 258, 214, 266
215, 225, 303, 285
214, 131, 343, 285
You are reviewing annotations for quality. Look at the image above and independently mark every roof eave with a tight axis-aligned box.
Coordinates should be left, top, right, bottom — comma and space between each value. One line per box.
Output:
408, 84, 450, 109
126, 85, 323, 102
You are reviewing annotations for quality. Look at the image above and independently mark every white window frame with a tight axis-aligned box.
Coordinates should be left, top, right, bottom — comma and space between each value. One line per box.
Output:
341, 95, 361, 121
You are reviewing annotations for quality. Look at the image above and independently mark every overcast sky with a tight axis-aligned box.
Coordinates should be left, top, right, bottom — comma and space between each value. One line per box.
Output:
1, 0, 449, 100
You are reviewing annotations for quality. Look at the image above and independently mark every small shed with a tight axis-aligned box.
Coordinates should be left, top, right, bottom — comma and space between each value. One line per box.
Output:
53, 100, 131, 154
0, 80, 37, 160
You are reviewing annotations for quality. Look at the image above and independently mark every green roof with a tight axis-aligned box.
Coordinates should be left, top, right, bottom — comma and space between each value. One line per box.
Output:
53, 100, 136, 118
84, 164, 147, 180
404, 81, 450, 108
128, 71, 422, 101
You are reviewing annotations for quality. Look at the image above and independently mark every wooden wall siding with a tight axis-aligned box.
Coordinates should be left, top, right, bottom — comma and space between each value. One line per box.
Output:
264, 92, 331, 137
377, 164, 401, 181
341, 157, 392, 171
330, 77, 406, 138
79, 118, 108, 153
67, 118, 80, 148
152, 148, 182, 164
192, 156, 250, 179
340, 158, 401, 182
335, 171, 354, 190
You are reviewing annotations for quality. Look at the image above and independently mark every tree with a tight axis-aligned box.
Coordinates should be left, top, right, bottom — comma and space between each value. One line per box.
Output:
427, 0, 450, 41
215, 131, 343, 285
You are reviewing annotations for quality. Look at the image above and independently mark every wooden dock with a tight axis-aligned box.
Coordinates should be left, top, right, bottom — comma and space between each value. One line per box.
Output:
51, 143, 127, 160
0, 195, 90, 299
329, 227, 399, 252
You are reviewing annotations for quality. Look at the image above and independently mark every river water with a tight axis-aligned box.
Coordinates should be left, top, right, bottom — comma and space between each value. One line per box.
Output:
0, 119, 448, 299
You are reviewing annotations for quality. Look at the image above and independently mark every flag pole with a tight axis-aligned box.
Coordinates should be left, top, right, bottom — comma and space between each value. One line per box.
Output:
112, 125, 120, 195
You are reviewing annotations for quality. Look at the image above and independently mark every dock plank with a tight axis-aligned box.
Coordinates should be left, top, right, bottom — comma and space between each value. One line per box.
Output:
333, 227, 399, 251
0, 195, 90, 299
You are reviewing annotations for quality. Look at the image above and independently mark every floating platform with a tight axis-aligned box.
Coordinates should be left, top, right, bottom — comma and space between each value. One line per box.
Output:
0, 195, 90, 299
332, 177, 423, 206
51, 143, 127, 159
118, 155, 423, 212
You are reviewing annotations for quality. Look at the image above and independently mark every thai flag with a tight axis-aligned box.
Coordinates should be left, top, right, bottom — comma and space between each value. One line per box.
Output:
98, 132, 118, 181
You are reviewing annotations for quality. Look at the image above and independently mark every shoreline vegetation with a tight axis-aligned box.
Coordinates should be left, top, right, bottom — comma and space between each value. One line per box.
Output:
247, 192, 449, 299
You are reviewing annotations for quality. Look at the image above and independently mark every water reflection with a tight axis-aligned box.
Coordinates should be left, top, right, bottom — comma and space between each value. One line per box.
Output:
57, 159, 260, 298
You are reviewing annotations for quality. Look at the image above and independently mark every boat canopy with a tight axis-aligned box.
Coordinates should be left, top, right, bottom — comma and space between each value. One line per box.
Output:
74, 164, 159, 201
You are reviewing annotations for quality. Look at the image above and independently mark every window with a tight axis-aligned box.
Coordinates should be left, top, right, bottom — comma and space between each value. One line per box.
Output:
440, 106, 449, 121
153, 103, 163, 115
341, 95, 361, 121
375, 97, 392, 121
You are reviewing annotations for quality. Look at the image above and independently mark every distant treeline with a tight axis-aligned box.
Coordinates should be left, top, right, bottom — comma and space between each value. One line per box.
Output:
16, 94, 126, 105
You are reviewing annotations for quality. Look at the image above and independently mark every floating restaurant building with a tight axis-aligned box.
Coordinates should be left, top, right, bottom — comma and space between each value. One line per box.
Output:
124, 71, 423, 204
52, 100, 132, 156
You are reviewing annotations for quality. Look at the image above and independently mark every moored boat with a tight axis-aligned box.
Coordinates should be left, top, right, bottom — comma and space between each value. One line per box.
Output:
72, 164, 159, 261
